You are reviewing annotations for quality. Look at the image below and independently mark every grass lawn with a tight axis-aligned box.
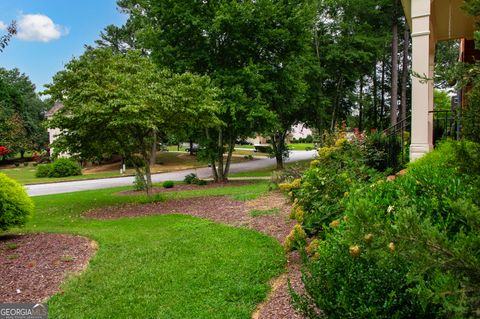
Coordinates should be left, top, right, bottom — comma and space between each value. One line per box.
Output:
0, 152, 253, 185
11, 182, 285, 318
287, 143, 316, 151
229, 159, 312, 178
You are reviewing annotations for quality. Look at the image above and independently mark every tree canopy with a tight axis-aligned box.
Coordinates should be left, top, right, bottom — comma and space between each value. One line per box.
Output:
44, 48, 220, 193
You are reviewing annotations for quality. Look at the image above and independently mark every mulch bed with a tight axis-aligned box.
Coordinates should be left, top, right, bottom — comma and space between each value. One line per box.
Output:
86, 190, 305, 319
0, 233, 96, 303
116, 180, 253, 196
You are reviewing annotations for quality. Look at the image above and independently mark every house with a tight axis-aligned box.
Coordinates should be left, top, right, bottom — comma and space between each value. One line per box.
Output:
45, 101, 64, 152
401, 0, 477, 160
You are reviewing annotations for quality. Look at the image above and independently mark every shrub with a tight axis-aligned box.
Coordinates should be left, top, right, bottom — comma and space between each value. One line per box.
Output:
162, 181, 174, 188
184, 173, 197, 184
0, 173, 34, 231
363, 131, 402, 172
48, 158, 82, 177
183, 173, 207, 185
133, 172, 147, 191
292, 140, 480, 318
292, 142, 384, 235
35, 164, 52, 177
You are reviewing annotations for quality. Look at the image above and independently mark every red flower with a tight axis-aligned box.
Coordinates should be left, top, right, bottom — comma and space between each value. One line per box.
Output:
0, 146, 9, 156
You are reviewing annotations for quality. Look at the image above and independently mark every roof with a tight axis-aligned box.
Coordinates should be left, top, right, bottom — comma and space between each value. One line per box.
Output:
45, 101, 64, 118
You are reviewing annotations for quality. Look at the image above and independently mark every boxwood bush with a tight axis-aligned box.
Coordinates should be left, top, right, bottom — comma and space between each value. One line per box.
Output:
291, 141, 480, 318
35, 158, 82, 178
0, 173, 34, 231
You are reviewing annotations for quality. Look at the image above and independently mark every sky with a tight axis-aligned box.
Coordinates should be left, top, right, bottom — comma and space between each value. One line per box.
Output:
0, 0, 127, 93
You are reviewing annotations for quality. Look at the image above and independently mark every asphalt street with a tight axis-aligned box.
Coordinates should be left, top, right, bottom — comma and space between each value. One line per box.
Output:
26, 150, 317, 196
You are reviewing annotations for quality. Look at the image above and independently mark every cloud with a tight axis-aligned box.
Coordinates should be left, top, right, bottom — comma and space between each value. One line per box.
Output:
0, 21, 6, 30
16, 14, 68, 42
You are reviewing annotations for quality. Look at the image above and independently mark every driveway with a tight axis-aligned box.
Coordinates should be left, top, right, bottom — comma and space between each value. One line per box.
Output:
26, 150, 317, 196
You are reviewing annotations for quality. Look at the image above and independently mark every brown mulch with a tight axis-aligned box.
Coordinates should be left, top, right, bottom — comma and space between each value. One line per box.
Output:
116, 180, 253, 196
86, 190, 306, 319
0, 233, 96, 303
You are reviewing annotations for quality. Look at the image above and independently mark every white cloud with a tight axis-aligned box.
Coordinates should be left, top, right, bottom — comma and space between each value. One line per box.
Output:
0, 21, 6, 30
16, 14, 68, 42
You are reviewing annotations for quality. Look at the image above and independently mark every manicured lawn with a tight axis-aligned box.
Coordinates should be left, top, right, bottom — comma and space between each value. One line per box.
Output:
229, 159, 312, 178
287, 143, 316, 151
0, 166, 120, 185
1, 152, 253, 185
15, 182, 284, 318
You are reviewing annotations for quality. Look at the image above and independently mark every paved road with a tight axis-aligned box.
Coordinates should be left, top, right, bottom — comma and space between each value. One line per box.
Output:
26, 150, 317, 196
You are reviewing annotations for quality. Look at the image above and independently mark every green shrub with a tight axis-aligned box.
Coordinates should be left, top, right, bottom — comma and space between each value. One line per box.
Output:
162, 181, 174, 188
184, 173, 197, 184
0, 173, 34, 231
133, 172, 147, 191
292, 140, 480, 318
35, 164, 52, 177
48, 158, 82, 177
364, 131, 402, 172
183, 173, 207, 185
293, 142, 384, 235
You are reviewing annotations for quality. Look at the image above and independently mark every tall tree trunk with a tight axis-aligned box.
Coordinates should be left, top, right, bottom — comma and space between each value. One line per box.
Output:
223, 132, 235, 177
216, 129, 225, 182
373, 65, 378, 129
150, 129, 157, 166
188, 138, 194, 156
390, 0, 399, 127
400, 23, 409, 129
330, 78, 343, 131
205, 128, 218, 181
381, 58, 386, 129
359, 77, 364, 132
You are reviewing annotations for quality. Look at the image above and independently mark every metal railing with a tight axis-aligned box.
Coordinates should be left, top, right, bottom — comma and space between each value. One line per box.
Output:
383, 115, 411, 165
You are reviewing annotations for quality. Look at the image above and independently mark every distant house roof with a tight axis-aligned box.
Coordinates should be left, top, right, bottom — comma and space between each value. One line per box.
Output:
46, 101, 64, 118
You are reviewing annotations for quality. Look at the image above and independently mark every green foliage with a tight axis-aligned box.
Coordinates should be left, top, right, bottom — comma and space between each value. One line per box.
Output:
293, 140, 480, 318
294, 142, 384, 235
162, 180, 174, 189
0, 68, 48, 153
363, 131, 402, 171
0, 173, 34, 231
463, 87, 480, 143
35, 164, 52, 178
48, 158, 82, 178
183, 173, 207, 186
133, 172, 147, 191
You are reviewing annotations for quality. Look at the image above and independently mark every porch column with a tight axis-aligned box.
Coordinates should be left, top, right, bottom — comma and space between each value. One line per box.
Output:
409, 0, 434, 161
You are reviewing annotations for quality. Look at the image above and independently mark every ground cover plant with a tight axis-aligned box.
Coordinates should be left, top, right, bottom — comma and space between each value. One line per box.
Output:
289, 140, 480, 318
3, 181, 284, 318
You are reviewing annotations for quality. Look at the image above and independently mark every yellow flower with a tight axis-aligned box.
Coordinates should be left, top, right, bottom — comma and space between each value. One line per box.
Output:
306, 239, 320, 256
363, 233, 374, 244
329, 219, 340, 228
388, 242, 396, 253
310, 160, 320, 168
349, 245, 361, 258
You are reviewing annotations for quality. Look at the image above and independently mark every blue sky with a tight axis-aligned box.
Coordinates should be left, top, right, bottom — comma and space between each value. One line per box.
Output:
0, 0, 126, 93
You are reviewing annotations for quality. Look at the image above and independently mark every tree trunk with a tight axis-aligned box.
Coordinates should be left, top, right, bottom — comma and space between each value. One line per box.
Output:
390, 0, 399, 127
381, 58, 386, 129
400, 23, 409, 128
271, 130, 287, 170
373, 66, 378, 129
223, 132, 235, 177
150, 129, 157, 166
216, 129, 225, 182
359, 77, 364, 132
188, 138, 194, 156
205, 128, 218, 181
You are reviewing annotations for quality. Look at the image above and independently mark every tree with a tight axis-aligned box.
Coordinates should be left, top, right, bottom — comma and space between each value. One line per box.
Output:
115, 0, 314, 174
44, 48, 219, 194
0, 68, 48, 157
0, 21, 16, 53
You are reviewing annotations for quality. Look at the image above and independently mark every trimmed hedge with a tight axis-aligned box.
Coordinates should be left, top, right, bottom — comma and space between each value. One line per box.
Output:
35, 158, 82, 178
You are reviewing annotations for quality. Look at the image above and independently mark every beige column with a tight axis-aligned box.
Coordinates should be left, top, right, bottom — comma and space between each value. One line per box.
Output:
409, 0, 434, 161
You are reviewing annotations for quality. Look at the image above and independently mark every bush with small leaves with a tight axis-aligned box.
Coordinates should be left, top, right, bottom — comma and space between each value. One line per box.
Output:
35, 164, 52, 177
48, 158, 82, 177
162, 181, 174, 188
0, 173, 34, 231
